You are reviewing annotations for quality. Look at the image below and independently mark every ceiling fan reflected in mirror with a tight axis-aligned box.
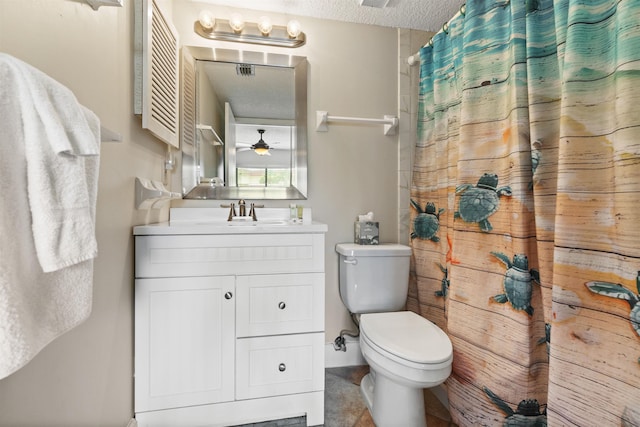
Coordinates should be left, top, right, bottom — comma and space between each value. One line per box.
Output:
251, 129, 271, 156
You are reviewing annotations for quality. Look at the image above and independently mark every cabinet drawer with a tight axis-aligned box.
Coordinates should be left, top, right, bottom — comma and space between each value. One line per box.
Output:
135, 234, 325, 278
236, 273, 324, 337
236, 333, 324, 400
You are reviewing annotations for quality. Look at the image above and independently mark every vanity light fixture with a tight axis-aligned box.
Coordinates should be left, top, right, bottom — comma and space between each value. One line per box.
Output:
286, 20, 301, 38
257, 16, 273, 35
229, 13, 245, 32
195, 12, 306, 48
251, 129, 271, 156
198, 10, 215, 31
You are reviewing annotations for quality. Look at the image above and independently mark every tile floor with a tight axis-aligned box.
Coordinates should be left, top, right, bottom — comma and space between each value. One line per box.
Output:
324, 365, 456, 427
239, 365, 456, 427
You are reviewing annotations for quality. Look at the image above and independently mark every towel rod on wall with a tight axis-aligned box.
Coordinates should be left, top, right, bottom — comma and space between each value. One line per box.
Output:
316, 111, 399, 136
196, 124, 224, 146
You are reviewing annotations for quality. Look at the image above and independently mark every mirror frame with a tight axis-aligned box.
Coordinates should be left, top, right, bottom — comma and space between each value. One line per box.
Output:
182, 46, 308, 200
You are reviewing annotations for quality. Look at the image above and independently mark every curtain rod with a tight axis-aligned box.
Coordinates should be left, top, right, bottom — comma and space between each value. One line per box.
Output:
407, 4, 466, 66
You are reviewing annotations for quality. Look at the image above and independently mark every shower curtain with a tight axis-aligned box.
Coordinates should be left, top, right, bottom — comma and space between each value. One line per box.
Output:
408, 0, 640, 425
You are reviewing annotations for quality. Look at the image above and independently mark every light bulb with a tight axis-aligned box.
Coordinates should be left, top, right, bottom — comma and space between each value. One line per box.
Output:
286, 20, 301, 38
257, 16, 272, 35
198, 10, 215, 31
229, 13, 245, 32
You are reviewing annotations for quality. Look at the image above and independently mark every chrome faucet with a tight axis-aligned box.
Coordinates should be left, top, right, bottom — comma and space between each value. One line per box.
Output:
238, 199, 246, 217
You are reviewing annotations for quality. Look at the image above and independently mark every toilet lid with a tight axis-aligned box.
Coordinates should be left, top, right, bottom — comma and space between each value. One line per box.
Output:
360, 311, 452, 364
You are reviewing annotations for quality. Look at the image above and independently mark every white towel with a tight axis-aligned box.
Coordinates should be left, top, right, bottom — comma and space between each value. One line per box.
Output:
0, 53, 100, 379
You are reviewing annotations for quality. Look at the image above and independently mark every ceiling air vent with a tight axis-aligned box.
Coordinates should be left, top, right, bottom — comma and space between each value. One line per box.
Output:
236, 64, 255, 77
359, 0, 389, 7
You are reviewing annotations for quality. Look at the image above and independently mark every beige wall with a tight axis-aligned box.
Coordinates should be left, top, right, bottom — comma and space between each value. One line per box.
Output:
0, 0, 428, 425
0, 0, 166, 425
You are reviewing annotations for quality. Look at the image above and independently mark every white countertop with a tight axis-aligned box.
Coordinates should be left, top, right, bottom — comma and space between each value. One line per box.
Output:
133, 221, 328, 235
133, 207, 328, 235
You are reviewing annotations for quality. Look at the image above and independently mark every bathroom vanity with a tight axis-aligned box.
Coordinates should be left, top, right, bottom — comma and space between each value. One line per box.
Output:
133, 208, 327, 426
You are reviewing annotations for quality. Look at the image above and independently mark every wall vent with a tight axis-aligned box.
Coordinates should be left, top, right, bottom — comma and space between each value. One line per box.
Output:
181, 51, 196, 154
236, 64, 255, 77
134, 0, 180, 148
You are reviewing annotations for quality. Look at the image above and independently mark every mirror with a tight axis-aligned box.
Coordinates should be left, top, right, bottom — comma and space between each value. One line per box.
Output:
181, 47, 308, 200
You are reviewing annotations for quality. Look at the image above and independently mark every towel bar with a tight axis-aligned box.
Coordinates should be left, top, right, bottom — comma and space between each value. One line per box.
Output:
315, 111, 398, 135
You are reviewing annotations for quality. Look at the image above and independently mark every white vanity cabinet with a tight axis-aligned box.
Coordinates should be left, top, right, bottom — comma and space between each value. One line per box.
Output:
133, 223, 327, 427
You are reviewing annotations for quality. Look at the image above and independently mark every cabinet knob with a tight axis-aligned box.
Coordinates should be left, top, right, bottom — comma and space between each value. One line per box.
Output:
278, 363, 286, 372
224, 292, 233, 300
278, 301, 286, 310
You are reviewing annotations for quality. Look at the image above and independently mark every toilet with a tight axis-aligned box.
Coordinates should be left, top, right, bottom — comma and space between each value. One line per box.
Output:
336, 243, 453, 427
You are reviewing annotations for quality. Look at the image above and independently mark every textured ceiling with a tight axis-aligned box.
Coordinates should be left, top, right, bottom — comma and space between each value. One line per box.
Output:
190, 0, 466, 32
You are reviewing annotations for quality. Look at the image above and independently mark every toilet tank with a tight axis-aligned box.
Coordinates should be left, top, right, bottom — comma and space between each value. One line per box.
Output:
336, 243, 412, 314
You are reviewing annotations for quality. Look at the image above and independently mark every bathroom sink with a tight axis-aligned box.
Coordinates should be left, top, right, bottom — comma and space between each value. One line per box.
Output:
171, 208, 299, 227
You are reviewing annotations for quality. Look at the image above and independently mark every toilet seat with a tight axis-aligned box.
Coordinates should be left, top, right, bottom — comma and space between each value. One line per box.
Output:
360, 311, 452, 367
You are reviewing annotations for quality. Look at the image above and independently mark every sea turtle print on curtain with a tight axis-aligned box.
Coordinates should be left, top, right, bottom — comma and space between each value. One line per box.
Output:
434, 263, 449, 298
585, 271, 640, 355
529, 139, 542, 190
537, 323, 551, 356
409, 0, 640, 425
490, 252, 540, 316
454, 173, 512, 232
483, 387, 547, 427
410, 200, 445, 241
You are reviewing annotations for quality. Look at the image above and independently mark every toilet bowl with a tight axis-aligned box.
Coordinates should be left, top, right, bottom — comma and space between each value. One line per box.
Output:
359, 311, 453, 427
335, 243, 453, 427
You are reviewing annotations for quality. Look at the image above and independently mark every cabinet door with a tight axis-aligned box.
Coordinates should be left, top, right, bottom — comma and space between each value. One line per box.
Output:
135, 276, 235, 413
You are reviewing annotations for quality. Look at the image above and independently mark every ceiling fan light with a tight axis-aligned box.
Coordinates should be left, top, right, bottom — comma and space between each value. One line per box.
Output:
252, 129, 271, 155
253, 146, 270, 155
